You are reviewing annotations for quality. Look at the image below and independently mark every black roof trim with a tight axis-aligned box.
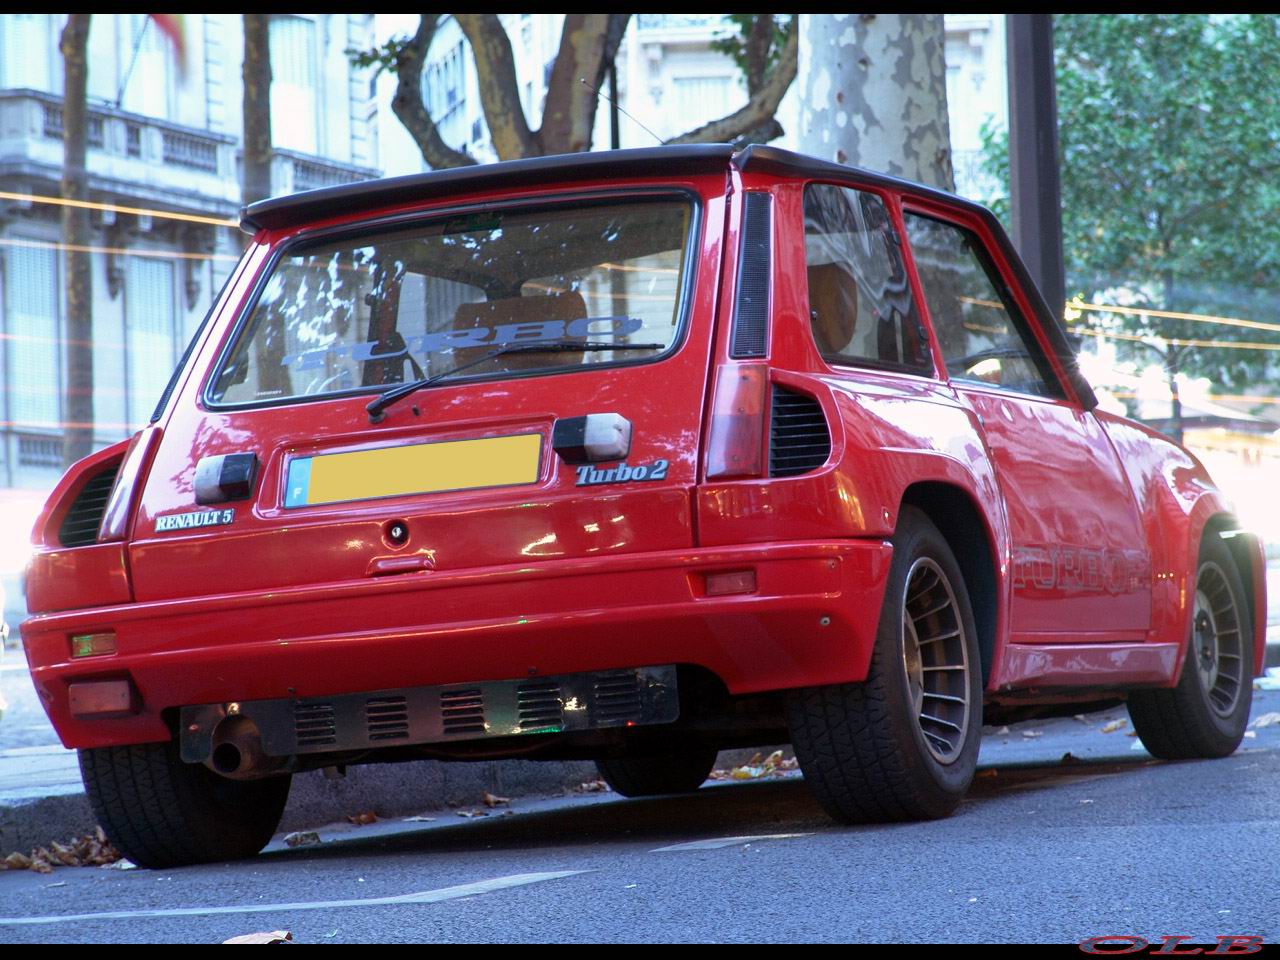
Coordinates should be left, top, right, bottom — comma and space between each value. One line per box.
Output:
239, 144, 737, 234
734, 144, 1098, 411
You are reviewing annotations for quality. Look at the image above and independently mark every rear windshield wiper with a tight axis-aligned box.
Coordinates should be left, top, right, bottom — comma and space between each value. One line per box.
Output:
366, 340, 667, 422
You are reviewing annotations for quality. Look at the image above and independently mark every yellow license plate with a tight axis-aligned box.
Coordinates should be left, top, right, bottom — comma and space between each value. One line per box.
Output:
284, 433, 542, 507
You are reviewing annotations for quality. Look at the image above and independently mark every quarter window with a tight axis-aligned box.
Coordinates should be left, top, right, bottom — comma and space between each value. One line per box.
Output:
905, 213, 1062, 399
803, 184, 930, 374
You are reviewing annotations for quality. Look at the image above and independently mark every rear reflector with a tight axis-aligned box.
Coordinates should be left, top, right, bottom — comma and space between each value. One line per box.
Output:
69, 680, 137, 717
705, 363, 768, 479
70, 631, 117, 658
705, 570, 757, 596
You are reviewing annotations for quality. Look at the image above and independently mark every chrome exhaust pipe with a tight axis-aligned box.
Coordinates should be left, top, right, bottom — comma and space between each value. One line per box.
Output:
205, 715, 284, 779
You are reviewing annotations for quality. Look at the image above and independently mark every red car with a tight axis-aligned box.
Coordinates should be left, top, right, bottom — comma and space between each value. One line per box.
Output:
22, 145, 1265, 867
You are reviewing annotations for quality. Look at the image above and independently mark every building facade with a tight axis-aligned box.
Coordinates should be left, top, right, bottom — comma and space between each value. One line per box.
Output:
0, 13, 379, 626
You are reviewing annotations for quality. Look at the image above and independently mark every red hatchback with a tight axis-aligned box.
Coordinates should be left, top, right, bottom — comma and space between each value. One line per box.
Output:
22, 145, 1265, 867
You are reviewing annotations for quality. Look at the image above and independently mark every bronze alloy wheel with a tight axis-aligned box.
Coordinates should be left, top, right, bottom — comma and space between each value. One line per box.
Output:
901, 557, 971, 765
1190, 560, 1245, 719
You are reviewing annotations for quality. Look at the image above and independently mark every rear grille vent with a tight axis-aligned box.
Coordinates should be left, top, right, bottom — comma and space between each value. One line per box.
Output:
770, 385, 831, 478
366, 696, 409, 742
440, 688, 486, 736
516, 680, 564, 732
294, 702, 337, 747
593, 671, 644, 725
730, 192, 772, 358
58, 464, 120, 548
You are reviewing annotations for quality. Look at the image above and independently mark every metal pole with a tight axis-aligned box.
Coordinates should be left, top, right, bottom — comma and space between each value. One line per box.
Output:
1006, 14, 1065, 324
608, 63, 621, 150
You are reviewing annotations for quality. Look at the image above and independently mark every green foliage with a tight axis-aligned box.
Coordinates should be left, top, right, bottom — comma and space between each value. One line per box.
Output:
346, 35, 411, 78
981, 14, 1280, 390
711, 14, 795, 90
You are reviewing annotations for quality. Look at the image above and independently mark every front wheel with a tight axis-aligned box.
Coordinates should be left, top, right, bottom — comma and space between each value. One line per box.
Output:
787, 507, 983, 823
80, 740, 291, 869
1128, 533, 1253, 759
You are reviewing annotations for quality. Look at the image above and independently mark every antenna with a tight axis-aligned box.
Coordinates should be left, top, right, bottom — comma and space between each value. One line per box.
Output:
579, 77, 663, 146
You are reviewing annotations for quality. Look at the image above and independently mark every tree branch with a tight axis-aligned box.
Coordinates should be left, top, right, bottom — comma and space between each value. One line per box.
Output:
392, 15, 476, 169
667, 25, 797, 145
540, 14, 629, 154
456, 14, 536, 160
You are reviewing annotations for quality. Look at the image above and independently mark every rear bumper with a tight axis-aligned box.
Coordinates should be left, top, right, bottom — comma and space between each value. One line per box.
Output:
23, 539, 892, 750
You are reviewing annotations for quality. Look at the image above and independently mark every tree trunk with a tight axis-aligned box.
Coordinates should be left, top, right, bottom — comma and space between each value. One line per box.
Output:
242, 14, 273, 206
798, 13, 954, 191
60, 14, 94, 466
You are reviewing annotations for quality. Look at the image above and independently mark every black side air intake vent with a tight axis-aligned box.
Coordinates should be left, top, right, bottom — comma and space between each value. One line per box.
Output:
58, 464, 121, 548
770, 385, 831, 478
730, 192, 772, 358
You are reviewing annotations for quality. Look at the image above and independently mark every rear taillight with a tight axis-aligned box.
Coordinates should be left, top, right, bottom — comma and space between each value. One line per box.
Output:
97, 426, 160, 543
705, 362, 768, 479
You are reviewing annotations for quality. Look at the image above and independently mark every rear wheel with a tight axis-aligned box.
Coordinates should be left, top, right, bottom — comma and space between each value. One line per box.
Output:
79, 740, 291, 869
787, 507, 983, 822
1128, 533, 1253, 759
596, 746, 719, 797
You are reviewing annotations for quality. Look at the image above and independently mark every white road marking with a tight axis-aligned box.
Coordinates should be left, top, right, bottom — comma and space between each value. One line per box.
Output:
0, 870, 591, 926
651, 833, 811, 852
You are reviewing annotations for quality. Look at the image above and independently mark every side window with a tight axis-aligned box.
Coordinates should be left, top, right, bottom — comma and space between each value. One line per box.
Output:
904, 213, 1063, 399
803, 184, 931, 374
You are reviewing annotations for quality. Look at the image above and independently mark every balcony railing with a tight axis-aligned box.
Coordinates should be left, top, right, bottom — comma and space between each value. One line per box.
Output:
271, 148, 377, 196
0, 88, 240, 213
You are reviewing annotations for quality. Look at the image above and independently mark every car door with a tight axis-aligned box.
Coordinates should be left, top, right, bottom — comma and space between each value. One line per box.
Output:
903, 207, 1152, 644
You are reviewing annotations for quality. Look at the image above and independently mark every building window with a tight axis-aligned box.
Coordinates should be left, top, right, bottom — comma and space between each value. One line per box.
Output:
4, 244, 60, 431
119, 13, 172, 119
125, 258, 177, 428
0, 14, 52, 92
425, 41, 467, 151
672, 75, 741, 126
270, 15, 319, 155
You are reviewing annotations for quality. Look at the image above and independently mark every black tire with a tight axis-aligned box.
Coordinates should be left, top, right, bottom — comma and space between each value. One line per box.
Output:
1128, 533, 1253, 760
596, 747, 719, 797
79, 740, 291, 869
787, 507, 983, 823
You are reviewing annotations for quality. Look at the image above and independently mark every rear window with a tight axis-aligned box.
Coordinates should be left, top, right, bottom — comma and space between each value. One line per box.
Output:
209, 196, 695, 406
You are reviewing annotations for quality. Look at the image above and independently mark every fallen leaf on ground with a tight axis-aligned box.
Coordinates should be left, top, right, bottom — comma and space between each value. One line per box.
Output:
1249, 712, 1280, 730
1072, 715, 1088, 723
402, 815, 437, 822
1, 828, 123, 872
456, 809, 488, 818
1101, 719, 1128, 733
975, 768, 998, 779
345, 811, 378, 826
1021, 730, 1043, 739
727, 749, 797, 780
575, 779, 610, 793
996, 726, 1011, 736
482, 792, 511, 808
283, 831, 320, 848
223, 930, 293, 944
1244, 731, 1257, 739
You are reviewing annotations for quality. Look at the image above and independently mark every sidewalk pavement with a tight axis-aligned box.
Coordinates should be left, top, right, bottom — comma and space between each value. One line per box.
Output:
5, 638, 1280, 858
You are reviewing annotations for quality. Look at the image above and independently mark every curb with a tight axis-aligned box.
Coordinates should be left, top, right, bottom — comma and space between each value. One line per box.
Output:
0, 756, 599, 856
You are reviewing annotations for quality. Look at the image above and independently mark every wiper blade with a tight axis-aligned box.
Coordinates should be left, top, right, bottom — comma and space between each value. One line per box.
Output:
366, 340, 667, 422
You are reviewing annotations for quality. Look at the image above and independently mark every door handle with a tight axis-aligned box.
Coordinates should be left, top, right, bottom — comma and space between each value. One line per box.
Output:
366, 553, 434, 577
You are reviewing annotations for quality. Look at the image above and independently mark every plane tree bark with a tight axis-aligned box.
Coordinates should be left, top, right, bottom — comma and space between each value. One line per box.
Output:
60, 13, 94, 466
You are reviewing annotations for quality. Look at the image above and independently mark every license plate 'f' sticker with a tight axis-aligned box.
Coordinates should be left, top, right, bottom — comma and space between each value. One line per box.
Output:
156, 509, 235, 532
285, 433, 542, 508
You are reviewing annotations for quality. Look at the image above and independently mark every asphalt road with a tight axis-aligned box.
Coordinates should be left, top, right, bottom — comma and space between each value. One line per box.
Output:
2, 689, 1278, 944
